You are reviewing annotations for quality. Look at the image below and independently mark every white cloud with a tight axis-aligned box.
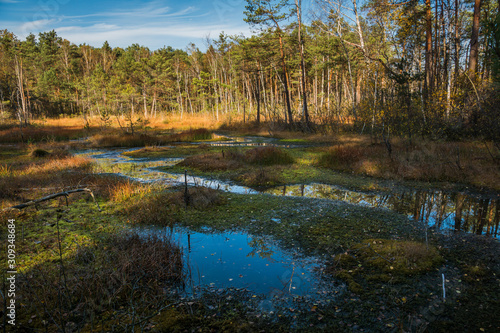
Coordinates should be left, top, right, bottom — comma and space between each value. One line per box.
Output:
55, 21, 251, 49
5, 1, 251, 50
19, 19, 57, 33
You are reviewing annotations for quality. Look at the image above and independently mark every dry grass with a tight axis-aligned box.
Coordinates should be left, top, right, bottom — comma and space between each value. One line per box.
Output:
88, 128, 213, 147
244, 146, 295, 165
237, 167, 283, 188
169, 128, 213, 142
126, 186, 223, 225
18, 231, 184, 331
160, 113, 223, 131
0, 154, 94, 204
0, 124, 89, 144
0, 148, 142, 209
319, 139, 500, 189
318, 145, 367, 170
89, 133, 161, 147
180, 146, 293, 174
180, 151, 244, 172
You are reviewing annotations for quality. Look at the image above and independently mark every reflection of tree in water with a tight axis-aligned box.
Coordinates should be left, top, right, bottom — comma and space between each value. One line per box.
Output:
267, 183, 498, 237
247, 237, 276, 261
407, 191, 499, 237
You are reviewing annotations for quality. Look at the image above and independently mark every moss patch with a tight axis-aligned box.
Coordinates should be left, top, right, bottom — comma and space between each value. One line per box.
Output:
329, 239, 443, 293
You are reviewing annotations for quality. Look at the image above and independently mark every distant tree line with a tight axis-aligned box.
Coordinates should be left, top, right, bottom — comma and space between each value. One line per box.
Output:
0, 0, 499, 139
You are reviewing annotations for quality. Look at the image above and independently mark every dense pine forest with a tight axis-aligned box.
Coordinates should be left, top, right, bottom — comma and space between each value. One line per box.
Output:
1, 0, 499, 139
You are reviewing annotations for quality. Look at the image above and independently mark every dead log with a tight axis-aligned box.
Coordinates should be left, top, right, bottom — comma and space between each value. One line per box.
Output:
2, 188, 101, 212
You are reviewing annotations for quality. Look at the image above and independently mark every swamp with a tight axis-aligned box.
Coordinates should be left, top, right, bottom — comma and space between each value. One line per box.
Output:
1, 0, 500, 329
1, 123, 499, 332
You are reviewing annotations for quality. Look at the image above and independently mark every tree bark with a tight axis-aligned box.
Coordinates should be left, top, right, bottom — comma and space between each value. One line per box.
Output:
295, 0, 311, 130
425, 0, 434, 97
469, 0, 482, 74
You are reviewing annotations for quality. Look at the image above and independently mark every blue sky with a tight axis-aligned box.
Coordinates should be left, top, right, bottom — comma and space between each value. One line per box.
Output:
0, 0, 253, 50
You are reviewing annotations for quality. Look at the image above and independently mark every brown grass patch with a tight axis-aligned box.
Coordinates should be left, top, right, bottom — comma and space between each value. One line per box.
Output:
169, 128, 213, 142
18, 232, 183, 330
127, 186, 223, 225
89, 133, 161, 147
0, 149, 141, 209
318, 140, 500, 189
238, 167, 283, 188
318, 145, 368, 170
244, 146, 295, 165
0, 125, 88, 144
179, 152, 244, 172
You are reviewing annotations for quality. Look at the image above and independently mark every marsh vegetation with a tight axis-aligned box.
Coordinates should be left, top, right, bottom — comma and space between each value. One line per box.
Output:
0, 116, 498, 332
2, 0, 500, 328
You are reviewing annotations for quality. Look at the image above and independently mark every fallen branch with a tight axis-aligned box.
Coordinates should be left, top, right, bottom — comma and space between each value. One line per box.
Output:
20, 185, 92, 191
3, 188, 101, 212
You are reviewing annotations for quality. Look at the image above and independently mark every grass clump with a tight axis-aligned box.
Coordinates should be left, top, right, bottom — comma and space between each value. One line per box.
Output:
177, 147, 293, 188
318, 145, 366, 170
30, 148, 51, 158
170, 128, 213, 142
126, 186, 223, 225
244, 146, 294, 165
237, 167, 282, 188
329, 239, 443, 293
90, 133, 160, 147
180, 151, 243, 172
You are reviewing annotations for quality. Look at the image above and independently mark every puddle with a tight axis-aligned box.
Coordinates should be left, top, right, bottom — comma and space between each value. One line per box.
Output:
136, 226, 336, 303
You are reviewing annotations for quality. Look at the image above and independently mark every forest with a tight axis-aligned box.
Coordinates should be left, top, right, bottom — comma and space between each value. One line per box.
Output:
1, 0, 499, 139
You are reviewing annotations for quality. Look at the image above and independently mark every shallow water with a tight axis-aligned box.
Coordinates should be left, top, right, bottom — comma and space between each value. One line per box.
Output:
264, 184, 500, 238
137, 226, 334, 302
83, 145, 499, 238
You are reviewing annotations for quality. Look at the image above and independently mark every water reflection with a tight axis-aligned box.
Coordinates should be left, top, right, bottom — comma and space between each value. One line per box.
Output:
137, 226, 329, 299
83, 147, 499, 238
265, 184, 499, 237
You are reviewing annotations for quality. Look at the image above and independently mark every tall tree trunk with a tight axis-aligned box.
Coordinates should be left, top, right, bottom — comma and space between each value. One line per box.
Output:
469, 0, 482, 74
277, 32, 294, 126
455, 0, 460, 80
425, 0, 434, 98
295, 0, 311, 130
14, 55, 28, 126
